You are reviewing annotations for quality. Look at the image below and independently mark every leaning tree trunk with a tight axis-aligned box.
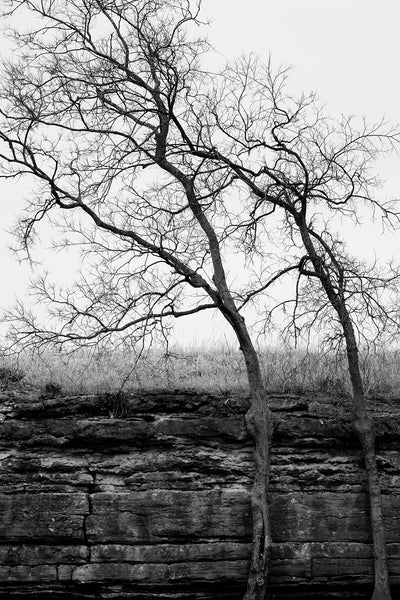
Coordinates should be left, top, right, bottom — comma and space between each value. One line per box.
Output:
345, 332, 392, 600
233, 319, 275, 600
297, 217, 392, 599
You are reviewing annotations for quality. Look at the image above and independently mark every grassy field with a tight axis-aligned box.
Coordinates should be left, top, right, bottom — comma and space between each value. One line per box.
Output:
1, 344, 400, 397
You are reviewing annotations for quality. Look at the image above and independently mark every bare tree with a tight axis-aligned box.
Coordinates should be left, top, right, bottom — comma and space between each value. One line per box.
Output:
196, 58, 400, 599
275, 221, 400, 600
0, 2, 277, 597
0, 1, 399, 599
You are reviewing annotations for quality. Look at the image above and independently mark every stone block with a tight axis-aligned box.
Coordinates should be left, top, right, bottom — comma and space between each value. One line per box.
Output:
87, 489, 251, 543
0, 493, 88, 542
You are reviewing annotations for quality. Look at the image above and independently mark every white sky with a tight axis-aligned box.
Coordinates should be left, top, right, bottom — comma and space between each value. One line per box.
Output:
1, 0, 400, 347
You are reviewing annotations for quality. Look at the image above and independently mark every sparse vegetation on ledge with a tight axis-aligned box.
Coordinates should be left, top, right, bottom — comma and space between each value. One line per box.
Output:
1, 345, 400, 399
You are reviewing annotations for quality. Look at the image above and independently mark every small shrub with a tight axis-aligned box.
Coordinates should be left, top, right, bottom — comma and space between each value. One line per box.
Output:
0, 365, 24, 388
316, 375, 348, 396
99, 392, 130, 418
42, 381, 63, 397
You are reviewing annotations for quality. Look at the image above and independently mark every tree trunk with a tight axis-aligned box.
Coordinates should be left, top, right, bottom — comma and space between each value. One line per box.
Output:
296, 216, 392, 599
354, 408, 391, 600
231, 320, 274, 600
345, 334, 391, 599
243, 386, 274, 600
215, 316, 273, 600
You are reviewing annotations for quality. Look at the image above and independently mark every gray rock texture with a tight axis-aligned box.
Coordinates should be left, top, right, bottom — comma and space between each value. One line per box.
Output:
1, 388, 400, 598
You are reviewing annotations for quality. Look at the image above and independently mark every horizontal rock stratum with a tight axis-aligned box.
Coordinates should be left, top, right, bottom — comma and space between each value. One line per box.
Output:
1, 388, 400, 599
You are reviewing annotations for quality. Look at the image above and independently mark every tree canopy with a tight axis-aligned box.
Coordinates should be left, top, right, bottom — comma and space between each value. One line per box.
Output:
0, 0, 399, 354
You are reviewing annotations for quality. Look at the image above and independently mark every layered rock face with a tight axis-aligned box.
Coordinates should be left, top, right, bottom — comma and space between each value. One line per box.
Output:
1, 389, 400, 599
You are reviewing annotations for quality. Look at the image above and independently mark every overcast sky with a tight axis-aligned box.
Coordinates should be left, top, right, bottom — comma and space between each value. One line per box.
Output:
1, 0, 400, 346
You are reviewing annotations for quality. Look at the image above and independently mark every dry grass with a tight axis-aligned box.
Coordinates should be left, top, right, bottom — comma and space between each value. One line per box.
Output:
1, 344, 400, 397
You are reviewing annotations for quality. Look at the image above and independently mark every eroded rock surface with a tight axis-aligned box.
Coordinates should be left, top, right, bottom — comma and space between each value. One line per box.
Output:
1, 389, 400, 598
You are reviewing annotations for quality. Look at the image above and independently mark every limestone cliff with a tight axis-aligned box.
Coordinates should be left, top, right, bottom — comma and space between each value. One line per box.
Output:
1, 389, 400, 599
